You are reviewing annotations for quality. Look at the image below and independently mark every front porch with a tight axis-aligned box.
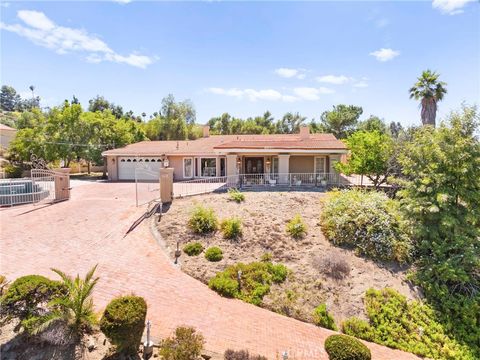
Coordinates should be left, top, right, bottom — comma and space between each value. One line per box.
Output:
172, 172, 353, 198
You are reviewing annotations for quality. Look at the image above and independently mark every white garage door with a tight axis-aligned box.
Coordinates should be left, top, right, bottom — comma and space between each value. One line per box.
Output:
118, 157, 162, 181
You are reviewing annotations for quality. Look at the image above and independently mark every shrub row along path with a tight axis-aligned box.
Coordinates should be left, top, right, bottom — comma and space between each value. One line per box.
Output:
0, 182, 419, 360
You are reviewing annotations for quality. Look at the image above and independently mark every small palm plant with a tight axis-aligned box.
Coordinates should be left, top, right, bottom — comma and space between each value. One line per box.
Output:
34, 265, 99, 335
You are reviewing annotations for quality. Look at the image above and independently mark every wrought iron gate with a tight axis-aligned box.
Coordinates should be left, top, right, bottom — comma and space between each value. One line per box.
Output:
31, 169, 71, 205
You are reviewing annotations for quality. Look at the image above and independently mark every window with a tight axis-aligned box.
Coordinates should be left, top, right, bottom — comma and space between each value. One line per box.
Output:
201, 158, 217, 177
314, 157, 326, 175
271, 157, 279, 174
220, 158, 226, 177
183, 157, 193, 178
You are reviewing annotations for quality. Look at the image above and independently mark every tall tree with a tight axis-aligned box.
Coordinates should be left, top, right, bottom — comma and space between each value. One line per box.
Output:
318, 105, 363, 139
275, 112, 306, 134
409, 70, 447, 127
0, 85, 22, 111
357, 115, 387, 134
398, 106, 480, 350
88, 95, 124, 119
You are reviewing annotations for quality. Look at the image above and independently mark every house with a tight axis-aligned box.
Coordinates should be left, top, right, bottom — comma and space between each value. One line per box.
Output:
102, 125, 347, 183
0, 124, 17, 150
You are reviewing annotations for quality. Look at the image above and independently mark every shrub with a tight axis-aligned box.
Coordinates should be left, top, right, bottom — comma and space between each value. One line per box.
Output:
320, 189, 412, 263
324, 334, 371, 360
260, 253, 272, 262
209, 261, 288, 305
159, 326, 204, 360
313, 304, 337, 331
352, 288, 475, 359
3, 164, 23, 178
312, 254, 350, 280
0, 275, 9, 296
341, 317, 373, 342
286, 214, 307, 239
224, 349, 267, 360
228, 188, 245, 203
0, 275, 66, 333
221, 217, 242, 239
188, 205, 218, 234
99, 296, 147, 354
183, 242, 203, 256
205, 246, 223, 262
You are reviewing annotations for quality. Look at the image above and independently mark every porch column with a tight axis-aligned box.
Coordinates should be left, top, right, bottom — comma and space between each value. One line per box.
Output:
278, 154, 290, 184
226, 154, 239, 185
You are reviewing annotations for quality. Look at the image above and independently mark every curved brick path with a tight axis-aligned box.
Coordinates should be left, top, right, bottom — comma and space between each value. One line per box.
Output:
0, 182, 418, 359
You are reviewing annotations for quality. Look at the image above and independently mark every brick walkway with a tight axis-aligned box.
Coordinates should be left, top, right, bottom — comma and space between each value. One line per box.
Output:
0, 182, 418, 360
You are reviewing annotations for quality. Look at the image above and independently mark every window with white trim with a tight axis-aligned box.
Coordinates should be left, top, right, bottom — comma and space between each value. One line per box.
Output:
201, 158, 217, 177
314, 156, 326, 175
271, 157, 279, 174
183, 157, 193, 178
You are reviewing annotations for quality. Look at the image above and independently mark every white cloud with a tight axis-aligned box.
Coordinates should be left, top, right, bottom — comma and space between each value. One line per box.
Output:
432, 0, 473, 15
207, 86, 333, 102
113, 0, 132, 3
369, 48, 400, 62
274, 67, 306, 79
0, 10, 154, 68
207, 87, 295, 102
375, 18, 389, 28
353, 81, 369, 88
316, 75, 351, 85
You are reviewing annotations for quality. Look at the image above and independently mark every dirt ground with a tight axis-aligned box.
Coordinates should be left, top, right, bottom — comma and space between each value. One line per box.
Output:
0, 321, 113, 360
158, 191, 420, 326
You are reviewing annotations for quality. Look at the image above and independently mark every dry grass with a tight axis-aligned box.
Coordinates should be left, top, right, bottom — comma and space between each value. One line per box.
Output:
157, 191, 420, 326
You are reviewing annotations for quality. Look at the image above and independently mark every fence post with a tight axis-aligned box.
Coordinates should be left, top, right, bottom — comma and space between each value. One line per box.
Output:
159, 168, 174, 203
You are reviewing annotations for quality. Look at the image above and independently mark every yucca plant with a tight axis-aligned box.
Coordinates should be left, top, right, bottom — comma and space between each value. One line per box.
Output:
34, 265, 99, 335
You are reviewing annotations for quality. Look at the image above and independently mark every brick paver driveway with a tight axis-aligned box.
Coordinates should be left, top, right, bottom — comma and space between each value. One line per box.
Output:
0, 182, 418, 359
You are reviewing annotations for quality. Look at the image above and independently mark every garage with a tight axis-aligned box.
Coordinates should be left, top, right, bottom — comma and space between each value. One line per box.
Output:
117, 157, 163, 181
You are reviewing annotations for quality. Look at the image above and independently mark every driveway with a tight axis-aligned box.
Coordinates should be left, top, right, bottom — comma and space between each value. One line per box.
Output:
0, 182, 418, 359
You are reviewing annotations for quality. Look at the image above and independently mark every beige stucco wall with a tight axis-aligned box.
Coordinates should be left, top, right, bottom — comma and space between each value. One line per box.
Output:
107, 156, 118, 181
167, 156, 189, 181
289, 156, 314, 173
0, 129, 16, 149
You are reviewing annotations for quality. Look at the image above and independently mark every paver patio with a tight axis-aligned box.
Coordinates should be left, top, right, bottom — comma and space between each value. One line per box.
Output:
0, 182, 419, 359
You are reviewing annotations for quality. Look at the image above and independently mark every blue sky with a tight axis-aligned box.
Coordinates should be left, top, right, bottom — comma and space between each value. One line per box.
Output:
1, 0, 479, 126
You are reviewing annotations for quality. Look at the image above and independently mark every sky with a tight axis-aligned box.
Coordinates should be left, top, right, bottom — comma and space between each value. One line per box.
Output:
1, 0, 479, 126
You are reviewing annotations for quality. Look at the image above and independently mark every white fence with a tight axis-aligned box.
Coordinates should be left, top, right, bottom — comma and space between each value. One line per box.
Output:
173, 172, 353, 198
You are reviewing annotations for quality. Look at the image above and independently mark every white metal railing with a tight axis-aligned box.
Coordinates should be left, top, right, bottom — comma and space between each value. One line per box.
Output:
0, 177, 50, 206
173, 172, 352, 198
135, 167, 161, 206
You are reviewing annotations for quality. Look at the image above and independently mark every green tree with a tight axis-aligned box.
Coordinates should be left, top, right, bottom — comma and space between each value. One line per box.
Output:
409, 69, 447, 127
318, 105, 363, 139
88, 95, 124, 119
0, 85, 21, 111
275, 112, 306, 134
398, 105, 480, 352
336, 131, 394, 188
357, 115, 387, 134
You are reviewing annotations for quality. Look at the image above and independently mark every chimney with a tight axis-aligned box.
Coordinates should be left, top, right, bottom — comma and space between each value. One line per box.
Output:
203, 125, 210, 138
299, 125, 309, 139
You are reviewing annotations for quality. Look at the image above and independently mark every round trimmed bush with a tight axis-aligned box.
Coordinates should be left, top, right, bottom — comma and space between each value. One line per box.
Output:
188, 205, 218, 234
324, 334, 371, 360
100, 296, 147, 354
183, 242, 203, 256
205, 246, 223, 262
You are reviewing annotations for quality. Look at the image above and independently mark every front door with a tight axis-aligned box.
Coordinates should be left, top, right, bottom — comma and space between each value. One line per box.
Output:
245, 157, 264, 174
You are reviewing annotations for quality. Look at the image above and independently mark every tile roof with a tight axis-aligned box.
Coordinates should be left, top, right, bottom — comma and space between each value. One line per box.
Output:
102, 133, 347, 156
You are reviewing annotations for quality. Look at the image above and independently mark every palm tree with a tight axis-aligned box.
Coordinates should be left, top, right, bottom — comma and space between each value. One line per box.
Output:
34, 265, 99, 335
29, 85, 35, 99
409, 70, 447, 127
